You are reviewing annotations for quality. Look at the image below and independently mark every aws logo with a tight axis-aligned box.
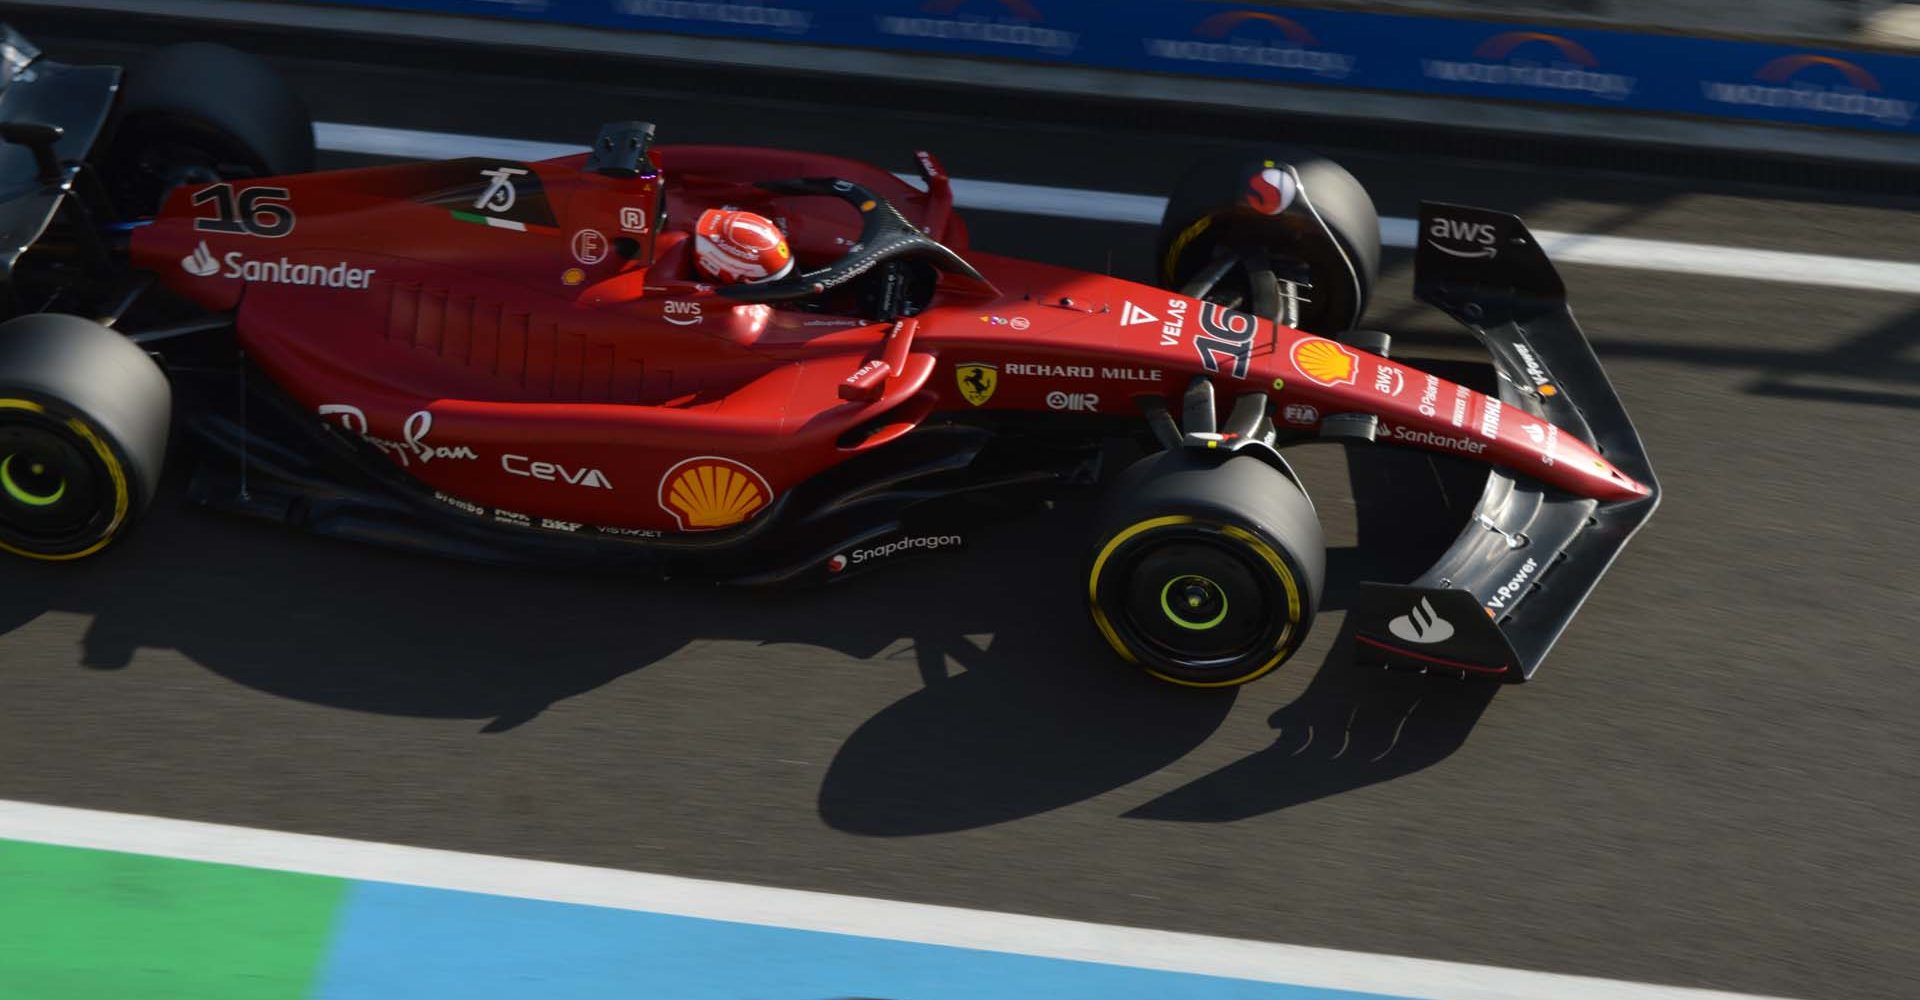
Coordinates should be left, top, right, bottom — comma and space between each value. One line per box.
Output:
1702, 53, 1914, 126
1144, 9, 1353, 79
1422, 29, 1634, 99
877, 0, 1076, 54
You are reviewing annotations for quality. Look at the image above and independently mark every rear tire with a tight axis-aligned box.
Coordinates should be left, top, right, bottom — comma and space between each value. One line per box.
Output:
0, 315, 171, 560
98, 42, 314, 219
1086, 450, 1324, 687
1157, 148, 1380, 334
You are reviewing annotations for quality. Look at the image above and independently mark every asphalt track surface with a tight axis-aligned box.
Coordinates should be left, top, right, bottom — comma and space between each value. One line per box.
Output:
3, 14, 1919, 999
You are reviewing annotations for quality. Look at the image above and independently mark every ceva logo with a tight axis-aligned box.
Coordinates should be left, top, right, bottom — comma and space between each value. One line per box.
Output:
1144, 9, 1354, 79
1421, 29, 1634, 99
877, 0, 1076, 55
1701, 53, 1914, 126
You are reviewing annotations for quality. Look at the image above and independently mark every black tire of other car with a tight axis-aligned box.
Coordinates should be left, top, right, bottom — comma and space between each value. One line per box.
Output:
1156, 148, 1380, 335
98, 42, 315, 219
0, 315, 171, 560
1086, 450, 1324, 687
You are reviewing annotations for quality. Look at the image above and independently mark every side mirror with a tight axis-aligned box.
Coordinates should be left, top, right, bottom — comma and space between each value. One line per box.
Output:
585, 121, 656, 179
0, 121, 64, 181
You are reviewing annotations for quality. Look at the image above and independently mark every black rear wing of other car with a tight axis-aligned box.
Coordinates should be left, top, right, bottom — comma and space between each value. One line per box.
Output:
1346, 203, 1660, 681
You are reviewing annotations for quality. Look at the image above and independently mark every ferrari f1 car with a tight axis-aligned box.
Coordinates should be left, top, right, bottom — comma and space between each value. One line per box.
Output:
0, 30, 1658, 685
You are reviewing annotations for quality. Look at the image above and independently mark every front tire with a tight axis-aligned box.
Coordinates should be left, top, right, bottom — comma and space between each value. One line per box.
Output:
0, 315, 171, 560
1087, 451, 1324, 687
1157, 148, 1380, 335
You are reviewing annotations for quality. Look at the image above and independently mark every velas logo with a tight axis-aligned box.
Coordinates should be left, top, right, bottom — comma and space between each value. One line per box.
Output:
1421, 30, 1634, 99
1145, 9, 1354, 80
1702, 53, 1914, 126
876, 0, 1076, 55
658, 456, 774, 531
615, 0, 813, 35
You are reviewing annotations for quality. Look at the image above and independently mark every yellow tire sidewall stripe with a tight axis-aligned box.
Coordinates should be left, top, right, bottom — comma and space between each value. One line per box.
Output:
1087, 513, 1306, 688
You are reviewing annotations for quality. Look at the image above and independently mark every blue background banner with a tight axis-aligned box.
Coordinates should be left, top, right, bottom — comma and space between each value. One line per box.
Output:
303, 0, 1920, 133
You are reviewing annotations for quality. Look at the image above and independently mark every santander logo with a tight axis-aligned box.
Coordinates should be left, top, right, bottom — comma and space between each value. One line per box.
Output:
181, 241, 219, 277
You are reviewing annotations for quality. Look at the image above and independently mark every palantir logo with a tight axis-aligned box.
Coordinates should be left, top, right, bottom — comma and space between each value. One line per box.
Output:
181, 241, 220, 277
1144, 9, 1353, 79
1701, 53, 1914, 126
877, 0, 1077, 56
1387, 597, 1455, 645
1422, 30, 1634, 99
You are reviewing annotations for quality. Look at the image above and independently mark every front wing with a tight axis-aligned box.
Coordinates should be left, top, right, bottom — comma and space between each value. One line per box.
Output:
1347, 203, 1660, 681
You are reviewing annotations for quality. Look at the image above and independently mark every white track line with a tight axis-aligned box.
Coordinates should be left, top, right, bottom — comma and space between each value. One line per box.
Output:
312, 121, 1920, 294
0, 799, 1797, 1000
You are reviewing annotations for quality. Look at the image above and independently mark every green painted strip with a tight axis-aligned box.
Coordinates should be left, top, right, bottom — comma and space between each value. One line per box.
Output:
0, 840, 348, 1000
450, 210, 529, 232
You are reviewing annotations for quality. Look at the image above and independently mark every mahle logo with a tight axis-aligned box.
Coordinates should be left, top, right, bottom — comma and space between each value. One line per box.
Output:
1702, 54, 1915, 126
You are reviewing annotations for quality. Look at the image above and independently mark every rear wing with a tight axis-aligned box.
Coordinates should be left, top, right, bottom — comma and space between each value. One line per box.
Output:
1346, 203, 1660, 681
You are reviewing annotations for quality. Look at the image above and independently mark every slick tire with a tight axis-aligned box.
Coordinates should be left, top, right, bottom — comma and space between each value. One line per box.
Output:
0, 315, 171, 560
99, 42, 315, 219
1156, 147, 1380, 335
1086, 450, 1324, 687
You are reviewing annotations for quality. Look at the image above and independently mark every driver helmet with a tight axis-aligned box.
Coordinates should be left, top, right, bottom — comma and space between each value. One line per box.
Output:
693, 208, 794, 284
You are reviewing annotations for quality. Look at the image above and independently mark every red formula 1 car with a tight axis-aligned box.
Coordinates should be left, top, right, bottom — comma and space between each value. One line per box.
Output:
0, 36, 1657, 685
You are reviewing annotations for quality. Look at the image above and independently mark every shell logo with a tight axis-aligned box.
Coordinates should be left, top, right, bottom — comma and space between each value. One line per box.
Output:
1290, 338, 1360, 387
658, 456, 774, 531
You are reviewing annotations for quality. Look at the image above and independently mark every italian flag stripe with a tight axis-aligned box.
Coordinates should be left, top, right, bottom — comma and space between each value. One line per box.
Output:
451, 210, 527, 231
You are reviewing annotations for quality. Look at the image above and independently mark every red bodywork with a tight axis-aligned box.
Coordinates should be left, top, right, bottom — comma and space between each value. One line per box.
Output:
131, 146, 1649, 536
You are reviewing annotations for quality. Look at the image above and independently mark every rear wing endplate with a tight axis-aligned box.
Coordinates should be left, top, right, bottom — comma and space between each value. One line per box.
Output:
1346, 203, 1660, 681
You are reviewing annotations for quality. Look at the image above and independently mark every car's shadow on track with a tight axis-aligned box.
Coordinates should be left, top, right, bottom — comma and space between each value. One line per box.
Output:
1, 360, 1496, 830
1111, 436, 1501, 824
819, 365, 1502, 832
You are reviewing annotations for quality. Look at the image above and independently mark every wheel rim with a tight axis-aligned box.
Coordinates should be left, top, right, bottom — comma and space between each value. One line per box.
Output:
0, 402, 126, 558
1092, 519, 1300, 681
1158, 574, 1229, 631
1, 453, 66, 507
